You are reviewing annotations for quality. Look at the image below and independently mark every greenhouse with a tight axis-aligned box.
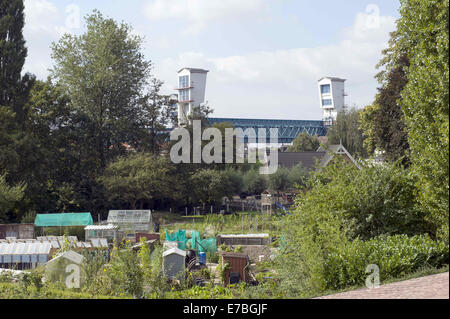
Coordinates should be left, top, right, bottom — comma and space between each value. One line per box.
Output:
107, 210, 152, 232
85, 224, 119, 242
34, 213, 93, 227
0, 242, 52, 270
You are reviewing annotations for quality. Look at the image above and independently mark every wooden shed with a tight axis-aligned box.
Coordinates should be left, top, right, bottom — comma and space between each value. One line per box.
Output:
0, 224, 34, 240
219, 252, 250, 286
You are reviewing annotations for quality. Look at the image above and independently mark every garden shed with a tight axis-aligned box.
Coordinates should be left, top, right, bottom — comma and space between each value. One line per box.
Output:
163, 247, 186, 281
219, 252, 250, 286
107, 210, 152, 233
45, 250, 85, 288
0, 223, 34, 239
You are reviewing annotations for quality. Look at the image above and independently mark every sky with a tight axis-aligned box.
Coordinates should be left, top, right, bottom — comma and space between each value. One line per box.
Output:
22, 0, 400, 120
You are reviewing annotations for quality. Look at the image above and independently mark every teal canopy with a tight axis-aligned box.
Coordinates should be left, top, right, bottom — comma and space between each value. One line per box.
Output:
165, 229, 217, 254
34, 213, 93, 227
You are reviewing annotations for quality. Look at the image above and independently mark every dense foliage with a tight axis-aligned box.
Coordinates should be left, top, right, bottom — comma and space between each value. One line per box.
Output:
360, 31, 410, 163
397, 0, 449, 241
275, 159, 441, 296
327, 107, 368, 158
323, 234, 448, 290
286, 132, 320, 152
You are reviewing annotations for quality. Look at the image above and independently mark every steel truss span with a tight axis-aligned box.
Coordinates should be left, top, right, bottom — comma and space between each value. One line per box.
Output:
208, 118, 327, 144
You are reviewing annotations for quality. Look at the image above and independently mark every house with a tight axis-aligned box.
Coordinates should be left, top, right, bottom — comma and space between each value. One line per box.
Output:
277, 143, 360, 171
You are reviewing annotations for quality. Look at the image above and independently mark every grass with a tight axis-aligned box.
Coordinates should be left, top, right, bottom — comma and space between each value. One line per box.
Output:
161, 211, 284, 238
0, 282, 130, 299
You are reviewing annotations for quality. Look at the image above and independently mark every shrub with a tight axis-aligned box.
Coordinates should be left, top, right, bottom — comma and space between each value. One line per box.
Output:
276, 159, 441, 296
323, 234, 449, 290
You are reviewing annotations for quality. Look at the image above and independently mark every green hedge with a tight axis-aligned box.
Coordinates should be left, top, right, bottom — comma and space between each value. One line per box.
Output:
323, 234, 449, 290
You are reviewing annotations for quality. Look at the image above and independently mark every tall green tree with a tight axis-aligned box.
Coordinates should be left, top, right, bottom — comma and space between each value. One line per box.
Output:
327, 107, 368, 158
360, 31, 410, 163
397, 0, 449, 240
50, 10, 152, 171
137, 78, 175, 154
99, 153, 175, 209
0, 173, 25, 222
0, 0, 35, 127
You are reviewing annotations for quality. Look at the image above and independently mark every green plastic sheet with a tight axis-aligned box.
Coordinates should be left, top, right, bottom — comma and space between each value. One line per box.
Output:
34, 213, 93, 227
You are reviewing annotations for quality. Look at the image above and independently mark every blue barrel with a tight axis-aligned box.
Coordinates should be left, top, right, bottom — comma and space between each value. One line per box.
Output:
198, 252, 206, 265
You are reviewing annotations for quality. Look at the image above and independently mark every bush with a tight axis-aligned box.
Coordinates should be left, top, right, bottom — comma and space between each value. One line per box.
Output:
323, 234, 449, 290
275, 159, 441, 296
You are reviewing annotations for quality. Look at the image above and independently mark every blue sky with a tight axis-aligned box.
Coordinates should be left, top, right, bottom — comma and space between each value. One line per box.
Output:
23, 0, 400, 120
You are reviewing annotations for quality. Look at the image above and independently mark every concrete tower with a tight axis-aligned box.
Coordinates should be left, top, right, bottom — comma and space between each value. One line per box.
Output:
176, 67, 209, 126
318, 77, 346, 126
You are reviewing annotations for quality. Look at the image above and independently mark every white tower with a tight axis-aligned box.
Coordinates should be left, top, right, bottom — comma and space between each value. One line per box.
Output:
176, 67, 209, 126
318, 77, 346, 126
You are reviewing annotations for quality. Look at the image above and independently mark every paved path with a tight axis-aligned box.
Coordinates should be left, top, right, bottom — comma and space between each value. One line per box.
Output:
316, 272, 449, 299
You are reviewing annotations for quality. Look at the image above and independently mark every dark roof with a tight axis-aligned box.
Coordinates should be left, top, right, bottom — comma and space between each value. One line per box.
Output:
277, 152, 326, 170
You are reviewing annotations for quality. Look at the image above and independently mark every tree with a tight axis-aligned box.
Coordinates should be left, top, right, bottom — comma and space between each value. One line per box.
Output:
243, 169, 267, 195
189, 169, 233, 207
0, 173, 26, 222
50, 10, 152, 171
0, 0, 35, 127
137, 78, 175, 154
99, 153, 175, 209
276, 159, 434, 296
397, 0, 449, 240
287, 132, 320, 152
327, 107, 368, 158
268, 167, 291, 193
360, 31, 410, 163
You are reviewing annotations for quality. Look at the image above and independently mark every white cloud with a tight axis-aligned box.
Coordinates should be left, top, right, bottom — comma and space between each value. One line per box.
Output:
23, 0, 76, 78
154, 12, 397, 119
144, 0, 269, 34
24, 0, 68, 36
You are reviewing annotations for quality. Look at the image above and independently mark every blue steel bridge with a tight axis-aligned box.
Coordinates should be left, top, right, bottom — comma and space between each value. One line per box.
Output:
207, 118, 328, 144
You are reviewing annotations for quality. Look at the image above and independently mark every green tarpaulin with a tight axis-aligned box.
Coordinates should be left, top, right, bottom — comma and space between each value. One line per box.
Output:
34, 213, 93, 227
165, 229, 217, 254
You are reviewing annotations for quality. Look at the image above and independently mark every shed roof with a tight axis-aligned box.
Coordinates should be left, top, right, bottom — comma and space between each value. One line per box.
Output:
219, 252, 249, 259
84, 224, 119, 230
163, 247, 186, 257
218, 234, 269, 238
277, 151, 326, 170
0, 242, 51, 255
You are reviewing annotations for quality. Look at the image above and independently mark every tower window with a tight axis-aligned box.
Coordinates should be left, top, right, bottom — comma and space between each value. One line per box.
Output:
322, 99, 332, 106
179, 75, 189, 88
179, 89, 189, 101
321, 84, 331, 94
